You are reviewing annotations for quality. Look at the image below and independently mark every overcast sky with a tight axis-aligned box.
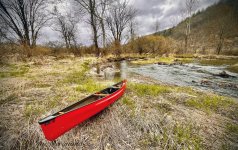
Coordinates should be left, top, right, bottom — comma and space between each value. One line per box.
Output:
39, 0, 219, 46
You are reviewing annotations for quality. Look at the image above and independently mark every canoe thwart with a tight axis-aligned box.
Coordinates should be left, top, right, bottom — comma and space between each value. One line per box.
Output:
93, 93, 110, 96
111, 86, 120, 89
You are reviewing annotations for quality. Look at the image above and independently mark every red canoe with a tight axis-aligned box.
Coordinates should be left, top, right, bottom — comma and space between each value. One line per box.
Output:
39, 80, 126, 141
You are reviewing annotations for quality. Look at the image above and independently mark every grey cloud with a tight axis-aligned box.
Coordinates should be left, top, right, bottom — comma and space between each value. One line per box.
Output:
134, 0, 219, 35
40, 0, 219, 45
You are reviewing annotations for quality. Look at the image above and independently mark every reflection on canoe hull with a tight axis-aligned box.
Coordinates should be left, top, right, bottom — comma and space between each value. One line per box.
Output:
39, 80, 127, 141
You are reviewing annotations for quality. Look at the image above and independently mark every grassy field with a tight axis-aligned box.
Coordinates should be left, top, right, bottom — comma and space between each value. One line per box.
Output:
0, 55, 237, 149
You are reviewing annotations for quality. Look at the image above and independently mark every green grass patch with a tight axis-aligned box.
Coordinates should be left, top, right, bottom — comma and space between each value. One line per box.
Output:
0, 94, 17, 105
24, 104, 44, 119
23, 95, 63, 119
0, 64, 30, 78
131, 57, 174, 65
63, 61, 90, 84
224, 123, 238, 148
139, 123, 202, 149
173, 123, 203, 149
139, 133, 161, 147
158, 57, 174, 63
46, 95, 62, 108
186, 95, 235, 114
226, 123, 238, 135
130, 58, 159, 65
174, 54, 196, 58
122, 96, 135, 106
34, 83, 51, 88
198, 59, 238, 66
129, 83, 171, 97
64, 70, 87, 84
75, 79, 108, 93
122, 96, 135, 109
157, 103, 173, 114
176, 58, 194, 63
175, 86, 199, 96
121, 96, 136, 116
227, 63, 238, 73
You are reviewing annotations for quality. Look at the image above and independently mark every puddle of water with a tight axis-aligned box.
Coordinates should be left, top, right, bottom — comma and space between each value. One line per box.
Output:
96, 60, 128, 80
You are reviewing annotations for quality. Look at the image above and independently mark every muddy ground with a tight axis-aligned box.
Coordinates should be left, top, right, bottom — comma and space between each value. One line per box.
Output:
0, 56, 237, 150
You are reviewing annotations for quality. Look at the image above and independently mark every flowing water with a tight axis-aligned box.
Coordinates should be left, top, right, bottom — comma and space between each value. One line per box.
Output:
98, 60, 238, 98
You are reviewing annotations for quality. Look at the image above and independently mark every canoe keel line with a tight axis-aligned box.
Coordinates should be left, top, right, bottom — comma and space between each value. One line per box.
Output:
39, 80, 127, 141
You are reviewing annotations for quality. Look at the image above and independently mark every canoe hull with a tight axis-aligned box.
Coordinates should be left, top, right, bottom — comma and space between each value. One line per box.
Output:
39, 80, 126, 141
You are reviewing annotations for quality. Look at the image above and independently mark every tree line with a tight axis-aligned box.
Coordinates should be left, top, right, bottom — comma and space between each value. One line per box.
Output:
0, 0, 137, 57
1, 0, 234, 57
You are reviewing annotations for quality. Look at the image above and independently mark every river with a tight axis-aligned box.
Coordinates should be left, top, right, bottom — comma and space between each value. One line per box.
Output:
96, 60, 238, 98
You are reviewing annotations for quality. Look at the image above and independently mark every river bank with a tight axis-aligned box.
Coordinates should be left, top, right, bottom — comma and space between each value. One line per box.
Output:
0, 55, 237, 149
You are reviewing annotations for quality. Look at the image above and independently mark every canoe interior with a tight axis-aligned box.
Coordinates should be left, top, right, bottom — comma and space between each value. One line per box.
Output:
55, 82, 122, 114
39, 81, 123, 124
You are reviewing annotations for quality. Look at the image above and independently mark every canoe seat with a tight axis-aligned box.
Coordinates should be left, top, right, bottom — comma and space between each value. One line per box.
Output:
59, 112, 64, 115
94, 93, 110, 96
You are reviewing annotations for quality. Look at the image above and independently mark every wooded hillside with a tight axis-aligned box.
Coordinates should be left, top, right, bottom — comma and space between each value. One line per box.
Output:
158, 0, 238, 55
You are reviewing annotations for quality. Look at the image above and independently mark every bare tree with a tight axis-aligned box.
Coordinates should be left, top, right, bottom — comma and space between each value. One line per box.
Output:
154, 18, 160, 34
128, 15, 138, 53
215, 4, 236, 55
129, 19, 136, 41
106, 0, 136, 56
0, 20, 8, 43
182, 0, 198, 53
169, 15, 179, 28
0, 0, 51, 49
216, 24, 225, 55
96, 0, 112, 48
74, 0, 100, 57
52, 6, 79, 50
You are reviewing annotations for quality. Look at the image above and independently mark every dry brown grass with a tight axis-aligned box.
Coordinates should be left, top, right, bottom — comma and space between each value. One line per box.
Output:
0, 56, 237, 150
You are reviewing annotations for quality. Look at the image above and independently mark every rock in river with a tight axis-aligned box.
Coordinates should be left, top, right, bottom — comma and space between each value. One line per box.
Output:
214, 71, 236, 78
